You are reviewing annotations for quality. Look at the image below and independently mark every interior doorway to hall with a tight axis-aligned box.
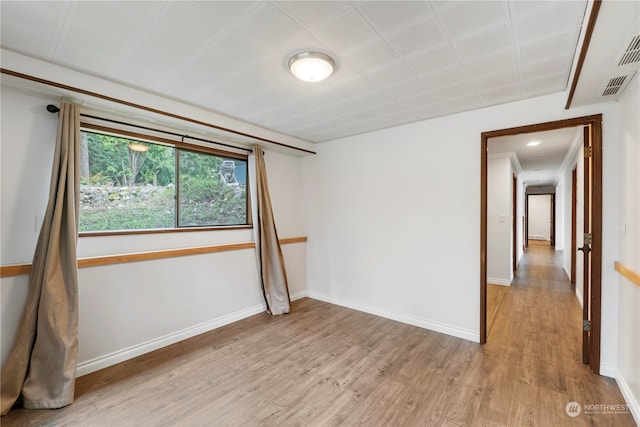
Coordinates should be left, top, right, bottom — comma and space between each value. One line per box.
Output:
480, 115, 603, 375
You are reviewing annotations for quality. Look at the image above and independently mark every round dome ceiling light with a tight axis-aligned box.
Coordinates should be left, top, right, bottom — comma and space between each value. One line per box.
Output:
288, 51, 335, 83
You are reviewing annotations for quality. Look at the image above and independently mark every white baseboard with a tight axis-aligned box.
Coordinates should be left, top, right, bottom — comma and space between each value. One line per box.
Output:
77, 292, 310, 377
599, 363, 616, 378
76, 303, 266, 377
290, 290, 308, 301
616, 369, 640, 425
487, 277, 511, 286
306, 291, 478, 343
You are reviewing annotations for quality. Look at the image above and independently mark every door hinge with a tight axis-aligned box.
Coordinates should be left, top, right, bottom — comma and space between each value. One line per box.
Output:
584, 146, 592, 157
583, 319, 591, 332
583, 233, 592, 245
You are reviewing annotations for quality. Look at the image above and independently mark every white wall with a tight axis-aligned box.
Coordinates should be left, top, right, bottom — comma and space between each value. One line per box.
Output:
0, 79, 308, 374
528, 194, 552, 241
616, 75, 640, 423
302, 91, 621, 376
487, 154, 513, 285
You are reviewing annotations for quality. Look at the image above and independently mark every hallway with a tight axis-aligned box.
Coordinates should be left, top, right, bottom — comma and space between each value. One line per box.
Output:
485, 245, 634, 425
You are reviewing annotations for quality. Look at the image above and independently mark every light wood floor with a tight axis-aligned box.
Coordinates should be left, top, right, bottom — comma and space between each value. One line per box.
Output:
486, 284, 508, 337
2, 246, 635, 426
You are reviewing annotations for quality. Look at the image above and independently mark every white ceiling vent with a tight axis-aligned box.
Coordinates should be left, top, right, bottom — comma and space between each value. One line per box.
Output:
617, 35, 640, 66
599, 34, 640, 99
602, 75, 627, 96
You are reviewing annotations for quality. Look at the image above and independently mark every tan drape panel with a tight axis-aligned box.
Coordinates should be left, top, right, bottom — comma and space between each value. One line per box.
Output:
1, 103, 80, 415
251, 146, 291, 315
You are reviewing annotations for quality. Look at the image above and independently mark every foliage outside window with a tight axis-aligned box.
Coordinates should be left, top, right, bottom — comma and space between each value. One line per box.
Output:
79, 130, 248, 232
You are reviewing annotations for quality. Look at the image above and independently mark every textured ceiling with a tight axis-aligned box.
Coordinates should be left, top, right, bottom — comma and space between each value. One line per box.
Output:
1, 1, 588, 143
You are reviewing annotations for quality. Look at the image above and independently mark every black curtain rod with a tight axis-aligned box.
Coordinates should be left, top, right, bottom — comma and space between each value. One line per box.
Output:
47, 104, 252, 153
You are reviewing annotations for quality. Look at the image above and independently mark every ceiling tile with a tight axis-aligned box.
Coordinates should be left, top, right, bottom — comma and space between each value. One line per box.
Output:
512, 1, 556, 16
356, 1, 432, 34
123, 29, 204, 65
275, 1, 349, 29
438, 1, 508, 38
233, 3, 305, 51
312, 6, 380, 51
464, 49, 516, 78
152, 2, 226, 41
361, 61, 415, 87
194, 1, 259, 24
384, 78, 432, 100
479, 84, 520, 104
455, 23, 512, 61
428, 81, 478, 103
58, 2, 166, 70
521, 56, 571, 83
203, 30, 269, 67
420, 64, 468, 89
328, 73, 378, 98
522, 72, 567, 97
405, 46, 459, 76
55, 46, 120, 75
384, 16, 447, 55
473, 69, 519, 93
0, 1, 68, 40
1, 24, 56, 60
0, 1, 70, 59
343, 39, 397, 72
519, 31, 578, 64
516, 1, 585, 43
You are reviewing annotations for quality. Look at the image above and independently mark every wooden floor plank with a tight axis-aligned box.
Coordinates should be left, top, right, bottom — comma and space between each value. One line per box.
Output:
2, 246, 635, 426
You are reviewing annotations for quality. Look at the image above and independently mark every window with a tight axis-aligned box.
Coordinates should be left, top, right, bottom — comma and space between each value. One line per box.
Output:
79, 129, 248, 233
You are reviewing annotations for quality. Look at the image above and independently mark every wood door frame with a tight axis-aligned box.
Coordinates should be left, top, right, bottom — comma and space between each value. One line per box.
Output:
480, 114, 603, 375
512, 173, 517, 275
551, 193, 556, 247
571, 167, 577, 287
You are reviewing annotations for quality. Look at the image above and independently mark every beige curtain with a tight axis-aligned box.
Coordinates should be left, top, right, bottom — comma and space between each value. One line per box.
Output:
1, 103, 80, 415
251, 146, 291, 315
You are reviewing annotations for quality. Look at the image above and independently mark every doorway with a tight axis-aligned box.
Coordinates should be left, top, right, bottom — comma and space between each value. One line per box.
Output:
526, 193, 555, 247
480, 115, 603, 374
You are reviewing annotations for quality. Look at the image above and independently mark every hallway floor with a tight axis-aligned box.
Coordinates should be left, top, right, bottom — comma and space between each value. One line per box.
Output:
484, 245, 635, 425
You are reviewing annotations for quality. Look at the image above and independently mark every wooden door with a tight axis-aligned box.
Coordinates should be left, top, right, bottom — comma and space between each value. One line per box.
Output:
581, 125, 592, 366
571, 167, 577, 287
512, 174, 517, 275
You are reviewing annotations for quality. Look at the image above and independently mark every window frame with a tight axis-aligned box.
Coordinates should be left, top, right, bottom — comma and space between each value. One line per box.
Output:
79, 123, 251, 237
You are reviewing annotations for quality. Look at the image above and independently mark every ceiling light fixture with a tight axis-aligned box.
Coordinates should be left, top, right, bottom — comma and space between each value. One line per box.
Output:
128, 143, 149, 152
288, 51, 335, 82
527, 141, 540, 147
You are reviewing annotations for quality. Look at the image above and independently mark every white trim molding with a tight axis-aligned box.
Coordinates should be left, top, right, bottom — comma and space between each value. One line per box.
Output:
487, 277, 512, 286
616, 369, 640, 425
76, 303, 266, 376
306, 291, 478, 343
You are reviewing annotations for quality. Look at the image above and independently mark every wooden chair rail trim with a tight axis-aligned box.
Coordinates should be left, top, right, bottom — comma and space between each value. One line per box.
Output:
0, 236, 307, 278
615, 261, 640, 287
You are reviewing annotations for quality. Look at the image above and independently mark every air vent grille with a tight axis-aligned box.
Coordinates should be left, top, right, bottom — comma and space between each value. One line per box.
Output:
602, 75, 627, 96
618, 35, 640, 66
